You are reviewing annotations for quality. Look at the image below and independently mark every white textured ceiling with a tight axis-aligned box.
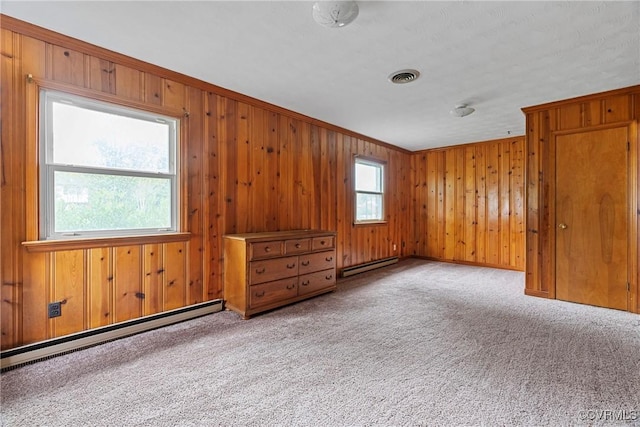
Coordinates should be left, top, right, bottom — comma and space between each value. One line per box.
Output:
2, 1, 639, 151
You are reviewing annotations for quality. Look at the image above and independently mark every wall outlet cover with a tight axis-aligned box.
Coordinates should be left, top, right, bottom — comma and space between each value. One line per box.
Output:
48, 302, 61, 318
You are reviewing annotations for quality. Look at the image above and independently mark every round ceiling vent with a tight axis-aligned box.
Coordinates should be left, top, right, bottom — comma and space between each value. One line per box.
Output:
388, 69, 420, 84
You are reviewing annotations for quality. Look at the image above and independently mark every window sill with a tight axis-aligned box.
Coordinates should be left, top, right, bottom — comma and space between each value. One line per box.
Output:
22, 232, 191, 253
353, 220, 388, 227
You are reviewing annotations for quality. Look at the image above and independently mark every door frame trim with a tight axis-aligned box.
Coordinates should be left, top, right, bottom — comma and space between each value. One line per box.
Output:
549, 121, 638, 312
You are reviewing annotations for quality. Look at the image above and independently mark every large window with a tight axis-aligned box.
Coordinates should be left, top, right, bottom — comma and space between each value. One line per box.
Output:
40, 90, 179, 239
354, 157, 384, 223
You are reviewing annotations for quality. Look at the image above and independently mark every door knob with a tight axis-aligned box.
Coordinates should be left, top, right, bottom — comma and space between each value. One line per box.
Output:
558, 223, 568, 229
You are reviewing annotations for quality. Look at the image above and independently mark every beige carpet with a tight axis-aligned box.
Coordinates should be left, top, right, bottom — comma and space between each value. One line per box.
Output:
1, 259, 639, 426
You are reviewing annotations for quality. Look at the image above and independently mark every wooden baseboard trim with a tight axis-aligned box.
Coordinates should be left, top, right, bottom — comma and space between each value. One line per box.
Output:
410, 256, 525, 272
524, 289, 549, 298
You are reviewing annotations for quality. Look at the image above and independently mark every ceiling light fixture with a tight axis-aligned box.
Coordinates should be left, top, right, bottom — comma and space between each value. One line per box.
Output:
312, 1, 359, 28
450, 104, 475, 118
388, 69, 420, 84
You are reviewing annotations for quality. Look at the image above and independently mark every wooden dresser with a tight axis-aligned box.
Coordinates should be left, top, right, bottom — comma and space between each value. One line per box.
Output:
223, 230, 337, 319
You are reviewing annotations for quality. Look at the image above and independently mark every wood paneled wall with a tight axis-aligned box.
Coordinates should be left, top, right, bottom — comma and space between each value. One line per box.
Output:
411, 137, 525, 270
523, 85, 640, 313
0, 17, 412, 350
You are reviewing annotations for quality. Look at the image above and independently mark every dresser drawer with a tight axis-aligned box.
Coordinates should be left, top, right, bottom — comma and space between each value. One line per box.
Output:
312, 236, 334, 251
298, 269, 336, 296
250, 256, 298, 284
285, 238, 311, 254
299, 250, 336, 275
249, 278, 298, 309
250, 241, 283, 260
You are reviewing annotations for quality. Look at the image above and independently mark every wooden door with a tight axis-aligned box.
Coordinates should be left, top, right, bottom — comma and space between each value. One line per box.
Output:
555, 126, 629, 310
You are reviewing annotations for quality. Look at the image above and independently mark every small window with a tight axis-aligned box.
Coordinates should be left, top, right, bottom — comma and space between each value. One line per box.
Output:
354, 157, 384, 223
40, 90, 179, 239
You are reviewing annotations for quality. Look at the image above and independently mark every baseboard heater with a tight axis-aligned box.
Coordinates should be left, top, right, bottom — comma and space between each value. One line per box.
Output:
1, 299, 223, 371
341, 256, 399, 277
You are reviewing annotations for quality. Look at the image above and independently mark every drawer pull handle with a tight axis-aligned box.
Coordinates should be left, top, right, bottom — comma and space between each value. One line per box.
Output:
286, 284, 296, 290
325, 257, 333, 262
264, 246, 271, 252
256, 267, 266, 274
255, 290, 265, 298
301, 280, 310, 286
301, 261, 310, 266
287, 263, 296, 269
325, 275, 333, 280
320, 240, 325, 245
295, 243, 301, 248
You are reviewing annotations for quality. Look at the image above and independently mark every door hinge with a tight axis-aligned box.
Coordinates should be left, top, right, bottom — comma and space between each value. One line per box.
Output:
628, 141, 630, 151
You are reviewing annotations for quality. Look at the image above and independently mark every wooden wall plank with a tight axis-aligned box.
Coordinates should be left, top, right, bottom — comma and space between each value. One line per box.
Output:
206, 92, 222, 300
558, 103, 583, 130
143, 244, 163, 315
510, 139, 525, 270
52, 250, 85, 337
164, 242, 186, 310
486, 142, 500, 265
604, 95, 631, 123
88, 247, 112, 328
435, 151, 446, 258
144, 74, 163, 105
464, 147, 477, 262
236, 102, 251, 232
163, 79, 186, 111
1, 28, 18, 349
341, 136, 353, 267
499, 142, 511, 266
265, 111, 280, 231
86, 57, 115, 94
21, 252, 48, 345
426, 152, 438, 256
454, 148, 466, 261
186, 86, 204, 305
525, 112, 541, 294
222, 97, 238, 236
416, 154, 427, 256
113, 246, 142, 323
277, 116, 292, 230
475, 145, 487, 264
326, 130, 338, 232
310, 125, 323, 230
300, 121, 313, 231
336, 133, 347, 266
442, 152, 454, 260
50, 45, 84, 86
21, 35, 47, 78
114, 64, 144, 101
249, 106, 266, 232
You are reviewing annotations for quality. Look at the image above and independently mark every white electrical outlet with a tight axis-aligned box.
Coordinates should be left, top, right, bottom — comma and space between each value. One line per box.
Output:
393, 244, 397, 251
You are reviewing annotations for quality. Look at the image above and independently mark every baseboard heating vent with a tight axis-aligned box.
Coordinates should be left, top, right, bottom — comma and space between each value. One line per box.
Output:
342, 257, 399, 277
1, 299, 223, 371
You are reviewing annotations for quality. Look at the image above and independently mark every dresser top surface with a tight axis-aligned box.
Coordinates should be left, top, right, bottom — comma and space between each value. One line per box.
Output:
223, 229, 336, 242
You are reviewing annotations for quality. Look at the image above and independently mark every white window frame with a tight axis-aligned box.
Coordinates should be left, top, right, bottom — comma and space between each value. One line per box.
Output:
354, 157, 385, 224
39, 89, 180, 240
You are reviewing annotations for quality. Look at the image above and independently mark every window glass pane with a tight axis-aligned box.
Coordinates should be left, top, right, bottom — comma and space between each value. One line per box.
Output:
51, 102, 171, 173
53, 171, 172, 233
356, 193, 383, 221
355, 162, 382, 192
